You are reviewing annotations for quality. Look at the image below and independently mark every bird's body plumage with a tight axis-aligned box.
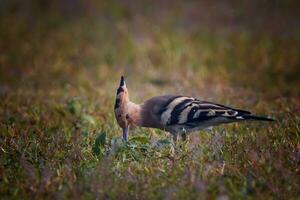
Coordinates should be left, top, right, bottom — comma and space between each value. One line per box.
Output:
114, 76, 274, 141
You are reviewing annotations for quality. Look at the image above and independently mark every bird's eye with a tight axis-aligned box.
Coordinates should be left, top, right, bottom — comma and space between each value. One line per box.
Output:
126, 114, 130, 119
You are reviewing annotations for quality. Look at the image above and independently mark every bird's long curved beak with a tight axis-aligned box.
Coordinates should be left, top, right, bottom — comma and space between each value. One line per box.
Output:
123, 127, 129, 141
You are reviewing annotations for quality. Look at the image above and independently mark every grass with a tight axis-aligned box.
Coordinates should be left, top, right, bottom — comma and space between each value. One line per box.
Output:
0, 1, 300, 199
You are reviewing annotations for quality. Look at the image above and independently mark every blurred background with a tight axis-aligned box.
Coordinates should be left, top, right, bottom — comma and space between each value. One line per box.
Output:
0, 0, 300, 199
1, 0, 299, 99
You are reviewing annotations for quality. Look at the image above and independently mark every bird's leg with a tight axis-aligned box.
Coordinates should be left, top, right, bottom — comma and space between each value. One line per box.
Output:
172, 132, 178, 145
180, 127, 189, 142
204, 126, 213, 132
122, 126, 129, 141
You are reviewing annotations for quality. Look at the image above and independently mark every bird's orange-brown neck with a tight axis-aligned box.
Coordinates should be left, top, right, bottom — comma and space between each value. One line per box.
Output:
126, 101, 142, 128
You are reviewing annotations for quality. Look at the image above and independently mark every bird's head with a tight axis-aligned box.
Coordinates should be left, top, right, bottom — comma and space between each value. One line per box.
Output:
114, 76, 130, 140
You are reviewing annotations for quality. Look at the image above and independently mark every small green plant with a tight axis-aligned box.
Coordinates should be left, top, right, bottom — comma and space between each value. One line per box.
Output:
92, 132, 107, 157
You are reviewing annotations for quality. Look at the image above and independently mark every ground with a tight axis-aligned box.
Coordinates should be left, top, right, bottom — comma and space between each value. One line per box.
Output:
0, 1, 300, 199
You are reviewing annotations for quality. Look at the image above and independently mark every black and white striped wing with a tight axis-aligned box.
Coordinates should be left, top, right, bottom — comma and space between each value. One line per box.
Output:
159, 96, 251, 129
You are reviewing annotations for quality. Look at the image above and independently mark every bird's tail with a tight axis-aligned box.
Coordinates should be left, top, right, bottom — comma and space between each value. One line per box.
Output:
238, 115, 275, 122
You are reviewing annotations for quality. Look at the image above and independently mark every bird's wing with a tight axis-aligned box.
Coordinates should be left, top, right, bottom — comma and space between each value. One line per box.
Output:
141, 95, 182, 128
158, 96, 252, 127
142, 95, 273, 131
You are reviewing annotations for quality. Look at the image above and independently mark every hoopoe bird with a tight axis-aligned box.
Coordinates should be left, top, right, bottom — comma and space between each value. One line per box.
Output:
114, 76, 275, 142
